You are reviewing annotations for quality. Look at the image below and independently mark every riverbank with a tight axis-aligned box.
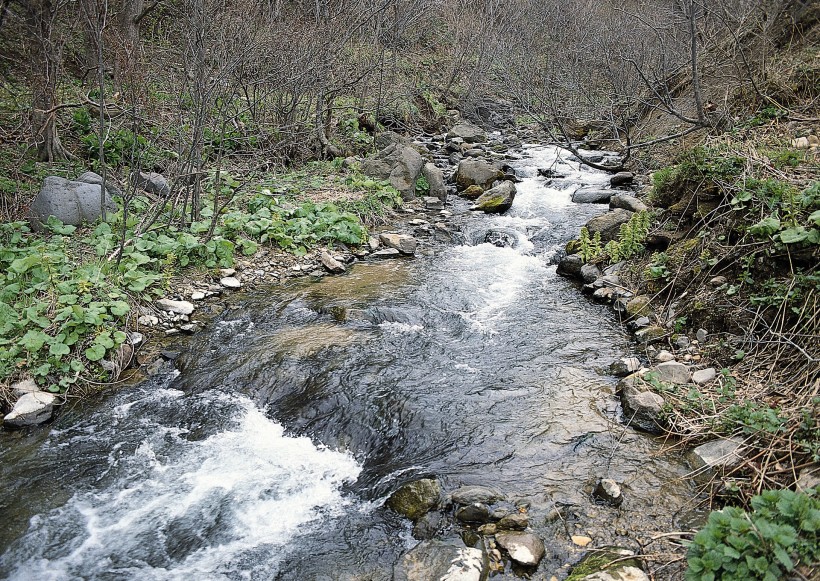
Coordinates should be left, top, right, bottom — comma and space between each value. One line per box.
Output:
557, 119, 819, 579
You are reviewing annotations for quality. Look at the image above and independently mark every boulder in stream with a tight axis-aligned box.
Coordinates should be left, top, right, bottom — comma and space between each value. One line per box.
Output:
470, 181, 516, 214
572, 188, 614, 204
450, 485, 505, 505
447, 122, 487, 144
387, 478, 441, 521
379, 233, 417, 255
557, 254, 584, 279
620, 383, 665, 434
394, 540, 487, 581
494, 531, 546, 567
569, 547, 648, 581
455, 159, 504, 191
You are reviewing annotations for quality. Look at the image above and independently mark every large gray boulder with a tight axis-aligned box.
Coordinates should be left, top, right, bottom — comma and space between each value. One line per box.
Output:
446, 122, 487, 144
470, 181, 516, 214
361, 143, 424, 201
76, 171, 122, 196
394, 540, 487, 581
585, 208, 634, 242
455, 159, 504, 191
3, 392, 57, 427
131, 171, 171, 197
422, 163, 447, 201
29, 176, 118, 231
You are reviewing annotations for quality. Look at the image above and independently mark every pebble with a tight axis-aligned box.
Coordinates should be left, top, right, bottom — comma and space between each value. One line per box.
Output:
220, 276, 241, 289
696, 328, 708, 342
655, 350, 675, 362
191, 291, 206, 301
571, 535, 593, 547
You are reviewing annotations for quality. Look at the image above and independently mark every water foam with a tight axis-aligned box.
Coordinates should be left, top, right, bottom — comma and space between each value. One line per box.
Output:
1, 396, 361, 581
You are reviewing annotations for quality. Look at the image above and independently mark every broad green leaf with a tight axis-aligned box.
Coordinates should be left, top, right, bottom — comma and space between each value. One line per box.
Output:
779, 227, 809, 244
749, 216, 781, 238
85, 344, 106, 361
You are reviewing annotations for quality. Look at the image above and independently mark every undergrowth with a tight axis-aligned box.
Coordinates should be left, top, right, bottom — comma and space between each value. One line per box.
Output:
0, 165, 400, 399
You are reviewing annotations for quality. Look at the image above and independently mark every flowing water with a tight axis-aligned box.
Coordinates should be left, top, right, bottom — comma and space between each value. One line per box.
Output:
0, 146, 697, 580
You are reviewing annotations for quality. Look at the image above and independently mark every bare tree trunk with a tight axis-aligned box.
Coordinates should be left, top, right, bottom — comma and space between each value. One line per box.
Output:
27, 0, 70, 162
687, 0, 706, 124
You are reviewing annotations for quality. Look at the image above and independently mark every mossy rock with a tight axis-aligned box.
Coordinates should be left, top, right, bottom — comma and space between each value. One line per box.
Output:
386, 478, 442, 521
625, 295, 652, 317
566, 239, 581, 254
463, 184, 484, 200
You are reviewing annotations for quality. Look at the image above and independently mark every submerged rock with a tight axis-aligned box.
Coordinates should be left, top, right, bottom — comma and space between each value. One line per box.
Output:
451, 485, 505, 505
455, 502, 493, 524
3, 392, 57, 427
495, 531, 545, 567
593, 478, 624, 507
394, 540, 487, 581
569, 547, 648, 581
387, 478, 441, 521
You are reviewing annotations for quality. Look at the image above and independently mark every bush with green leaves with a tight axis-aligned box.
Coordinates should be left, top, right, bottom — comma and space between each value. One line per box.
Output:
686, 488, 820, 581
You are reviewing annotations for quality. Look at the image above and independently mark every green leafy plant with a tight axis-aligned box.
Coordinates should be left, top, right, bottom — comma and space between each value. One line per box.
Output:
604, 210, 652, 262
578, 227, 602, 263
415, 175, 430, 197
686, 488, 820, 581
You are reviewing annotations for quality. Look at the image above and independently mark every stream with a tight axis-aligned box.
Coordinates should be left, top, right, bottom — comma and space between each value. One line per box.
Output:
0, 145, 697, 580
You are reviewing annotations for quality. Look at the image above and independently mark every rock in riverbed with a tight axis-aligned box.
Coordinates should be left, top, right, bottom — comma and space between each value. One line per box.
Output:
494, 531, 545, 567
387, 478, 441, 520
394, 540, 487, 581
3, 392, 57, 427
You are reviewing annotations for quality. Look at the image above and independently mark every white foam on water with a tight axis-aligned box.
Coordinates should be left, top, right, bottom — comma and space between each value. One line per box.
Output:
379, 321, 424, 334
443, 244, 547, 333
3, 396, 362, 581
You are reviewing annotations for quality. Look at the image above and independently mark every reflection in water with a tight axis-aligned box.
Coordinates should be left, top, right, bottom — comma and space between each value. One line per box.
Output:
0, 146, 695, 580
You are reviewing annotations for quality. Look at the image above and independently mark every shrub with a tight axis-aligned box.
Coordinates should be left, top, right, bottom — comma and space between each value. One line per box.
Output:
686, 488, 820, 581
